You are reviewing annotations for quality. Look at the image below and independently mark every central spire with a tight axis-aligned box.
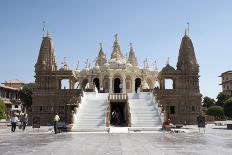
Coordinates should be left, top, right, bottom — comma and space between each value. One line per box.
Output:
111, 33, 123, 60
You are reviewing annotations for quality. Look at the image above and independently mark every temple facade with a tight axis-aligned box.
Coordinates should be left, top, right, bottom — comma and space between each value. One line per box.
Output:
31, 31, 202, 126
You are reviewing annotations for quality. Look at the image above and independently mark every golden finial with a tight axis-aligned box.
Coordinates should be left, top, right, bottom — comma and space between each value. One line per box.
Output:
166, 57, 170, 65
100, 42, 103, 49
114, 33, 118, 41
129, 43, 133, 51
42, 21, 46, 37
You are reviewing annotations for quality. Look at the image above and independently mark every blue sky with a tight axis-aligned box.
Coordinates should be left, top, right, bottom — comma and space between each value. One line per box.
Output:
0, 0, 232, 99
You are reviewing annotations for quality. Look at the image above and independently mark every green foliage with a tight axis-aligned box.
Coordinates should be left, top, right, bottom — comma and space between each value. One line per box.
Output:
224, 97, 232, 118
19, 83, 35, 108
216, 92, 228, 107
203, 96, 215, 108
202, 107, 208, 114
0, 99, 6, 119
207, 106, 224, 119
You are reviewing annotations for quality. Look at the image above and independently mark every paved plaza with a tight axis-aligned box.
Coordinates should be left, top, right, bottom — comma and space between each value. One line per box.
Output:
0, 124, 232, 155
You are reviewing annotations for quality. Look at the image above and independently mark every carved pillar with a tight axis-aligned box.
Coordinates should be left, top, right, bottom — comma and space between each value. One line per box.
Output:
131, 77, 135, 93
99, 75, 103, 90
88, 76, 92, 88
122, 76, 126, 93
109, 76, 113, 93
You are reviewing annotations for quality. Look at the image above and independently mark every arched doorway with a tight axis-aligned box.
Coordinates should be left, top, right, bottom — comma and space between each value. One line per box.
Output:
135, 78, 141, 93
93, 78, 100, 92
114, 78, 121, 93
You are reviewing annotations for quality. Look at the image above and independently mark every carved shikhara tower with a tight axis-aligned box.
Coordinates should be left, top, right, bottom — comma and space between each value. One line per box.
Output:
155, 31, 202, 124
32, 32, 82, 125
32, 31, 202, 125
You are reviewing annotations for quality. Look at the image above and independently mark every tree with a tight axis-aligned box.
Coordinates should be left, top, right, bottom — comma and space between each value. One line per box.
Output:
202, 96, 215, 108
202, 107, 208, 114
19, 83, 35, 110
207, 106, 224, 120
216, 92, 228, 107
0, 99, 6, 119
224, 97, 232, 119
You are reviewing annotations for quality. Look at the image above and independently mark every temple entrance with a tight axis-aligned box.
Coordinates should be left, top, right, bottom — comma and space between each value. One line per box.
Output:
110, 102, 127, 126
135, 78, 141, 93
93, 78, 100, 92
114, 78, 121, 93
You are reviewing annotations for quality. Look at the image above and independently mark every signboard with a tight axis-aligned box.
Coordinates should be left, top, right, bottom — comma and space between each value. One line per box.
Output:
197, 115, 205, 128
33, 116, 40, 128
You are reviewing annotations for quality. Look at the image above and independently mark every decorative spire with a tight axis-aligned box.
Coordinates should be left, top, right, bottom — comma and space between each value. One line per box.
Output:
60, 57, 69, 70
154, 60, 158, 70
76, 60, 80, 71
35, 31, 57, 72
46, 30, 51, 38
111, 33, 123, 60
42, 21, 46, 37
127, 43, 138, 66
166, 57, 170, 65
114, 33, 118, 41
177, 30, 199, 73
96, 43, 107, 66
187, 22, 190, 36
184, 28, 187, 36
85, 59, 89, 68
143, 58, 149, 69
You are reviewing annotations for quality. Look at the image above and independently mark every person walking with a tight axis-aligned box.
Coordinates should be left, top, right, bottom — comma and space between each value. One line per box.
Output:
22, 113, 28, 131
11, 114, 19, 132
53, 113, 60, 134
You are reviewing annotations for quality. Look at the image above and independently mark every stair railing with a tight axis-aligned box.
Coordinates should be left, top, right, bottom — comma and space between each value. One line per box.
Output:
152, 94, 164, 124
105, 99, 110, 127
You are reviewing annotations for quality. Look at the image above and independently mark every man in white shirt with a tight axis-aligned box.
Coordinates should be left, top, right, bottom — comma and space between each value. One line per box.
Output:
53, 113, 60, 134
11, 114, 19, 132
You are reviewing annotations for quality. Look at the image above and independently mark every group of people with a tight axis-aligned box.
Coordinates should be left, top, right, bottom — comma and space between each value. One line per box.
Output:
10, 113, 28, 132
10, 112, 60, 134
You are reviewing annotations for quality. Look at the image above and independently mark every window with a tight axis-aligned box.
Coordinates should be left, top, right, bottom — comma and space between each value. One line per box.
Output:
170, 106, 175, 114
15, 105, 18, 108
40, 106, 43, 111
165, 79, 174, 89
192, 106, 195, 111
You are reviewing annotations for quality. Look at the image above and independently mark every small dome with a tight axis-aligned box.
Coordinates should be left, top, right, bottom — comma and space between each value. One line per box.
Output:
161, 64, 175, 74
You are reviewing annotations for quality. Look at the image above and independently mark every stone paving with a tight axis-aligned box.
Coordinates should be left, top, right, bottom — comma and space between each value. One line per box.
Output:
0, 124, 232, 155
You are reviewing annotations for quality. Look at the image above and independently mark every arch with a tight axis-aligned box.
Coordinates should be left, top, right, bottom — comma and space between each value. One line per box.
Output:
154, 81, 160, 89
114, 78, 121, 93
135, 78, 141, 93
93, 78, 100, 92
61, 79, 70, 89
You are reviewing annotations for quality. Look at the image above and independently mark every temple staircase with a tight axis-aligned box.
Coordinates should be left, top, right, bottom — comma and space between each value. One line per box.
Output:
128, 92, 163, 128
71, 92, 108, 132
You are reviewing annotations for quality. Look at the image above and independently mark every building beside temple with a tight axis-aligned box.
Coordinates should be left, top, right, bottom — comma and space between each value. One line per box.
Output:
32, 31, 202, 127
219, 71, 232, 96
0, 79, 24, 118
